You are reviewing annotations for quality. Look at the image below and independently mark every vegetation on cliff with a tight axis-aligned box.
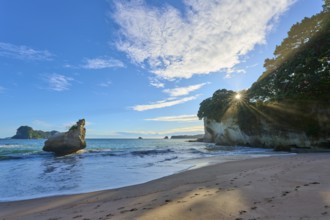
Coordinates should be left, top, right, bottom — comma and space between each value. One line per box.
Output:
198, 2, 330, 145
249, 4, 330, 102
12, 126, 59, 139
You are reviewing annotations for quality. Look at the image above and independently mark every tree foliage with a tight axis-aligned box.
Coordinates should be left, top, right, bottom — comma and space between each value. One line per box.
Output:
197, 89, 235, 121
198, 5, 330, 135
324, 0, 330, 12
249, 7, 330, 102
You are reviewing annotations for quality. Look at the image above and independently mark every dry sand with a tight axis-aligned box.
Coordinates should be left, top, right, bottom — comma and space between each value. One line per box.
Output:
1, 154, 330, 220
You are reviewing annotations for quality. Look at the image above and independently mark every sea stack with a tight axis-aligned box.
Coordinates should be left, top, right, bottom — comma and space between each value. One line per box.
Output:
43, 119, 86, 155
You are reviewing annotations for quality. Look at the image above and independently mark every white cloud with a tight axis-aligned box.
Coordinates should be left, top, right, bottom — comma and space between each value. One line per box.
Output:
163, 82, 208, 97
46, 74, 73, 92
132, 95, 198, 111
145, 114, 199, 122
149, 77, 165, 88
223, 68, 246, 79
113, 0, 294, 79
82, 57, 124, 69
99, 81, 112, 87
0, 42, 53, 60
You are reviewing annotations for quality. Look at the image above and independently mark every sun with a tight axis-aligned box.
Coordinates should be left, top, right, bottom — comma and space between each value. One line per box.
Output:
235, 93, 241, 100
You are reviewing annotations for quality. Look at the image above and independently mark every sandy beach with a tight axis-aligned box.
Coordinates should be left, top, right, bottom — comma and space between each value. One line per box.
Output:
1, 154, 330, 220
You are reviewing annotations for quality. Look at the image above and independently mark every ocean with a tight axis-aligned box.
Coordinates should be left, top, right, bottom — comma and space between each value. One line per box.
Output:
0, 138, 286, 201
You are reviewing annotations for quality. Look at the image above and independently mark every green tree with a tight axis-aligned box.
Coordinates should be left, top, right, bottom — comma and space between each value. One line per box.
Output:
197, 89, 235, 121
323, 0, 330, 12
249, 6, 330, 102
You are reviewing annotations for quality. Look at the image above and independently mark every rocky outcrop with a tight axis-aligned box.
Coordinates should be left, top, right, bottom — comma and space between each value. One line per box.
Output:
43, 119, 86, 155
201, 94, 330, 150
203, 117, 315, 149
202, 98, 330, 150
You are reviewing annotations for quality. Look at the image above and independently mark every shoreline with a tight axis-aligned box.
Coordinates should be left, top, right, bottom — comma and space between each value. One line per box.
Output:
1, 153, 330, 219
0, 152, 284, 203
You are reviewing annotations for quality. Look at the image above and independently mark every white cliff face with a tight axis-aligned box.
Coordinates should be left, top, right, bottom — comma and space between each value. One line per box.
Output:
204, 117, 249, 145
204, 117, 312, 148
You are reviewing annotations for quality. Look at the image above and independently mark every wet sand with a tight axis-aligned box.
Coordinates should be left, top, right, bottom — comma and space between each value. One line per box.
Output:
1, 154, 330, 220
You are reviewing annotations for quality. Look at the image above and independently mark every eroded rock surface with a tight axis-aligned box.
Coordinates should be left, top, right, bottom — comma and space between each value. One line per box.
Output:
43, 119, 86, 155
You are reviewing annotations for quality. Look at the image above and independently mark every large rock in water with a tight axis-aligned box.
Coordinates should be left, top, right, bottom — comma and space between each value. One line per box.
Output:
43, 119, 86, 155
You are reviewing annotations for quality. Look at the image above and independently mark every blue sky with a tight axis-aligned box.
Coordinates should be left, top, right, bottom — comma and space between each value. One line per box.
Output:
0, 0, 323, 138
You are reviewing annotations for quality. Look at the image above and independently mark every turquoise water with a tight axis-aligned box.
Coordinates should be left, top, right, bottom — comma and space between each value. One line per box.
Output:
0, 138, 280, 201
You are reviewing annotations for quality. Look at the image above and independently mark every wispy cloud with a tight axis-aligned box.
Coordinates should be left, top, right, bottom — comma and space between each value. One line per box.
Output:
163, 83, 208, 97
164, 125, 204, 134
113, 0, 294, 79
223, 68, 247, 79
246, 63, 259, 69
0, 86, 5, 94
149, 77, 165, 88
132, 82, 206, 111
145, 115, 198, 122
116, 125, 204, 136
46, 74, 74, 92
99, 80, 112, 87
0, 42, 53, 61
32, 120, 53, 129
132, 95, 198, 111
82, 57, 124, 69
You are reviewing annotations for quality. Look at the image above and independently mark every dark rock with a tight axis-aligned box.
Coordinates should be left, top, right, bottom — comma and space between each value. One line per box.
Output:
274, 145, 292, 152
43, 119, 86, 155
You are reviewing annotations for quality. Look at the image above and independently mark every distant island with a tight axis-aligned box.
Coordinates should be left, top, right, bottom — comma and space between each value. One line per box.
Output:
11, 126, 59, 139
171, 134, 204, 139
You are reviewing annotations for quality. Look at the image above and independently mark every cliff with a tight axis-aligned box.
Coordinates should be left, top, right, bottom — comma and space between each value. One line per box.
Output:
202, 101, 329, 149
12, 126, 59, 139
198, 6, 330, 150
